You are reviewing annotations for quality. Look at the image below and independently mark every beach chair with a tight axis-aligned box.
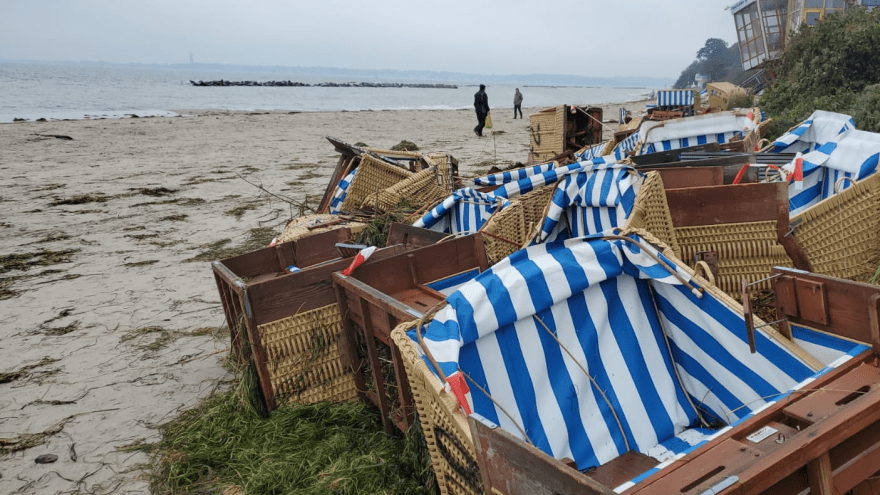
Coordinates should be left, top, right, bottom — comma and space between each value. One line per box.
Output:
635, 109, 762, 156
391, 229, 867, 495
784, 129, 880, 281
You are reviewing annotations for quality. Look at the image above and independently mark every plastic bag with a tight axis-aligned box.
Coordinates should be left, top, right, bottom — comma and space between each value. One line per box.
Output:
484, 114, 493, 129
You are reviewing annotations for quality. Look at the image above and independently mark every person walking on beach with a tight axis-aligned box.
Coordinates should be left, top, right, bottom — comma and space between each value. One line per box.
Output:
513, 88, 523, 119
473, 84, 490, 137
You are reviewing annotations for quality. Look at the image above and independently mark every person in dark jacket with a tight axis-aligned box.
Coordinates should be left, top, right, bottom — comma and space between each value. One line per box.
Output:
513, 88, 523, 119
473, 84, 490, 136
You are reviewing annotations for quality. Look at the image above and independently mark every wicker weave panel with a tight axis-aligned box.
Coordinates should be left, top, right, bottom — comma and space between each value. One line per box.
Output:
258, 303, 358, 405
529, 106, 566, 162
391, 322, 481, 495
277, 214, 366, 244
367, 156, 454, 211
480, 184, 556, 265
624, 171, 681, 259
340, 154, 413, 211
675, 221, 793, 297
791, 172, 880, 283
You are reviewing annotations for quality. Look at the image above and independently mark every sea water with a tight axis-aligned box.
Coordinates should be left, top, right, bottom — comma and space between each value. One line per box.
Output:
0, 62, 653, 123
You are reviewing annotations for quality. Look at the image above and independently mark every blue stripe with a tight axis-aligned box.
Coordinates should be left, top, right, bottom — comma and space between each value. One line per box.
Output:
494, 320, 553, 454
533, 306, 597, 466
567, 289, 631, 454
460, 343, 500, 425
602, 278, 676, 450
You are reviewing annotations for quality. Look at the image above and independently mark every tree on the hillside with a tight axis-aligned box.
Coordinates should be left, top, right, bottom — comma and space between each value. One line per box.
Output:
674, 39, 747, 88
760, 7, 880, 135
697, 38, 728, 61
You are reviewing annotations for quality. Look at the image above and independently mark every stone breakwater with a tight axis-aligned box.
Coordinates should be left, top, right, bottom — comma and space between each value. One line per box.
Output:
189, 80, 458, 88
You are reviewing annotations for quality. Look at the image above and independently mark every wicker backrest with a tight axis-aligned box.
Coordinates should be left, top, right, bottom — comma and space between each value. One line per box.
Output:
366, 156, 454, 212
790, 171, 880, 282
623, 171, 682, 259
529, 106, 566, 162
340, 154, 413, 211
480, 184, 556, 265
277, 214, 366, 244
391, 322, 481, 495
675, 221, 793, 297
259, 303, 358, 405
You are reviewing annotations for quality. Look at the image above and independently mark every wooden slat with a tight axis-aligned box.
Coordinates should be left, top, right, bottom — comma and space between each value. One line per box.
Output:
666, 182, 783, 227
469, 416, 616, 495
772, 267, 880, 347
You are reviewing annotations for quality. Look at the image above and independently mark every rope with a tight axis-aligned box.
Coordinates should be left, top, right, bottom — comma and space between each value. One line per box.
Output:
460, 370, 534, 446
647, 286, 710, 428
532, 315, 630, 451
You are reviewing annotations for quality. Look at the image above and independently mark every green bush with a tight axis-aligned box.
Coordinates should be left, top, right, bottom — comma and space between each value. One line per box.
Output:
760, 7, 880, 138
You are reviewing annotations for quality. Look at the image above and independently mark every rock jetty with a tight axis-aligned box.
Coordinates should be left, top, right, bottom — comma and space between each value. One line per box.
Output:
189, 80, 457, 88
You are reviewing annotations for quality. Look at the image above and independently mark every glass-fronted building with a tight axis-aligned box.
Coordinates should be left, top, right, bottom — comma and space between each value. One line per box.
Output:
731, 0, 877, 71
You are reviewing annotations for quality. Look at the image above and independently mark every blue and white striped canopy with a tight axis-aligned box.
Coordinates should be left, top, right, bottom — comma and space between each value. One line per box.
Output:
328, 168, 357, 214
657, 89, 694, 107
415, 158, 622, 234
637, 110, 760, 155
406, 233, 844, 474
537, 161, 642, 242
412, 188, 508, 234
473, 162, 557, 187
770, 110, 856, 154
786, 129, 880, 216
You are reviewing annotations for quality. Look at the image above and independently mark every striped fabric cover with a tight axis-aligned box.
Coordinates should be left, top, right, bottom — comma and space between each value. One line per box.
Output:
637, 110, 760, 155
473, 162, 557, 187
328, 168, 357, 214
612, 131, 640, 160
619, 107, 628, 125
412, 187, 508, 234
770, 110, 856, 154
577, 142, 608, 161
657, 89, 694, 107
538, 161, 642, 242
414, 158, 621, 233
406, 233, 832, 474
493, 158, 619, 200
786, 129, 880, 216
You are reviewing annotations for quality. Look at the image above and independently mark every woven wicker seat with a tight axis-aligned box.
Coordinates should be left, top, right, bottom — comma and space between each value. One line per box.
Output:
790, 171, 880, 283
365, 154, 454, 211
623, 171, 681, 259
277, 214, 366, 244
260, 304, 357, 405
339, 154, 413, 212
479, 184, 556, 265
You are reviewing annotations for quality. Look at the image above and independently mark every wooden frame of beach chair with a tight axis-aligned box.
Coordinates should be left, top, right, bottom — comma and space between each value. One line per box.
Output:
212, 222, 435, 412
331, 234, 490, 434
529, 105, 604, 163
788, 171, 880, 283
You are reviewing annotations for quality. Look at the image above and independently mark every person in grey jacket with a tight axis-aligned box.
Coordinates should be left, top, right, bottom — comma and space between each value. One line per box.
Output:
473, 84, 490, 136
514, 88, 523, 119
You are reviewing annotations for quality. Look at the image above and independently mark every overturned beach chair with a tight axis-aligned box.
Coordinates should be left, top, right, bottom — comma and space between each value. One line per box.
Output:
783, 128, 880, 282
391, 230, 869, 495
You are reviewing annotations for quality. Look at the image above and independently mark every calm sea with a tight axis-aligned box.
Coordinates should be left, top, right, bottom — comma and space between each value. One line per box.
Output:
0, 62, 653, 123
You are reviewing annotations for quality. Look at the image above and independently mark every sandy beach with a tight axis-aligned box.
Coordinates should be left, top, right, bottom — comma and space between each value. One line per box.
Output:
0, 101, 646, 494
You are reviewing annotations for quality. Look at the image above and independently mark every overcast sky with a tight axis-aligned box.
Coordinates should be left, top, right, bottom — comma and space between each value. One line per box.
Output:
0, 0, 739, 79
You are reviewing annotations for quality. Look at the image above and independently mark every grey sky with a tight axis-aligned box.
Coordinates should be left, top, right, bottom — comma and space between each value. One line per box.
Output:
0, 0, 739, 78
